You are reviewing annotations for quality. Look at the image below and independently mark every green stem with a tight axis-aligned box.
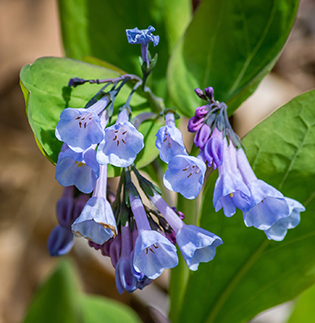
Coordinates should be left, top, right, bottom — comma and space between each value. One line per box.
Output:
143, 86, 165, 113
169, 195, 199, 323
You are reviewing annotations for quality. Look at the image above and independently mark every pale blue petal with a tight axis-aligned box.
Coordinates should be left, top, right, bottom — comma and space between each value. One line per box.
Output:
243, 180, 290, 230
72, 197, 117, 245
163, 155, 206, 199
97, 122, 144, 167
133, 230, 178, 280
126, 26, 159, 46
264, 197, 305, 241
56, 108, 104, 152
55, 147, 99, 194
213, 173, 251, 216
176, 225, 222, 271
155, 125, 187, 163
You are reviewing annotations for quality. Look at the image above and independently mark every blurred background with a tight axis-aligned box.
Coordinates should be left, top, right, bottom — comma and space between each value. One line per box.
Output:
0, 0, 315, 322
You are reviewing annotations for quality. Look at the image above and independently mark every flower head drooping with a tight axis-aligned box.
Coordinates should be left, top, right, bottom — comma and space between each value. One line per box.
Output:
236, 148, 305, 239
213, 138, 251, 217
97, 109, 144, 167
163, 154, 206, 199
55, 95, 110, 152
129, 192, 178, 280
264, 198, 305, 241
149, 191, 222, 270
188, 87, 304, 240
115, 224, 152, 294
72, 164, 117, 245
55, 144, 99, 194
155, 112, 187, 163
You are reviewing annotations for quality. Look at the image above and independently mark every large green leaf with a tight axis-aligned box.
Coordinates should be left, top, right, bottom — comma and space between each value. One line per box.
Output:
286, 282, 315, 323
170, 90, 315, 323
23, 260, 142, 323
24, 260, 81, 323
57, 0, 191, 97
20, 57, 160, 176
79, 295, 142, 323
167, 0, 299, 117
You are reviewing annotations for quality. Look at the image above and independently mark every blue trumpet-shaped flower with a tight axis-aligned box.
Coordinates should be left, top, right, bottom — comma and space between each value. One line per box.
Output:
115, 225, 152, 294
97, 109, 144, 167
72, 164, 117, 245
176, 225, 223, 270
264, 198, 305, 241
55, 96, 110, 152
242, 179, 289, 230
163, 155, 206, 199
129, 193, 178, 280
126, 26, 159, 46
149, 192, 222, 271
213, 139, 251, 217
155, 112, 187, 163
55, 144, 99, 194
133, 230, 178, 280
237, 148, 305, 239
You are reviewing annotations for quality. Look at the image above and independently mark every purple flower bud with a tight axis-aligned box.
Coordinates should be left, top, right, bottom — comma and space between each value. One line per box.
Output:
194, 88, 207, 100
204, 87, 214, 100
194, 124, 211, 149
187, 116, 204, 132
195, 105, 209, 118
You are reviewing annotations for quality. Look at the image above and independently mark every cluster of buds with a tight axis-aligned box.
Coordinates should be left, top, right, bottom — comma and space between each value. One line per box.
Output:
188, 87, 305, 241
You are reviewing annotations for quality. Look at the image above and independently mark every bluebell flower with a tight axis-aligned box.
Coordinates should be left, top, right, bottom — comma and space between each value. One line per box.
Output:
129, 193, 178, 280
97, 109, 144, 167
72, 164, 117, 245
47, 225, 74, 256
149, 192, 222, 270
213, 139, 251, 217
163, 155, 206, 199
264, 198, 305, 241
242, 179, 289, 230
133, 230, 178, 279
55, 144, 99, 194
115, 225, 152, 294
176, 225, 223, 270
55, 96, 110, 152
155, 112, 187, 163
126, 26, 159, 46
237, 148, 305, 237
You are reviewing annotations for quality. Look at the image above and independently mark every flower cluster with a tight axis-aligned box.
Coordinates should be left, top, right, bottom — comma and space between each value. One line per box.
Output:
47, 27, 223, 294
46, 25, 304, 296
188, 87, 305, 241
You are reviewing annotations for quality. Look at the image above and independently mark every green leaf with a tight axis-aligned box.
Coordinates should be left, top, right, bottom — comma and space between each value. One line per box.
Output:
286, 282, 315, 323
24, 260, 81, 323
171, 90, 315, 323
57, 0, 191, 97
167, 0, 299, 117
19, 57, 160, 176
23, 260, 143, 323
79, 295, 142, 323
